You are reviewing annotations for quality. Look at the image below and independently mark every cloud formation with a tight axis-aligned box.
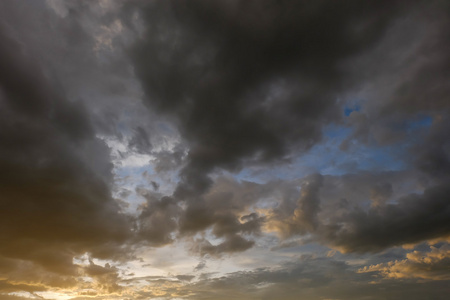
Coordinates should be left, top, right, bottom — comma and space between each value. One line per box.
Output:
264, 173, 450, 253
128, 0, 450, 255
1, 0, 450, 299
0, 2, 132, 294
131, 0, 404, 199
359, 244, 450, 281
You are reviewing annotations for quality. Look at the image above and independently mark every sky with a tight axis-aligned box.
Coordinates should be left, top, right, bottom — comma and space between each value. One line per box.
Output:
0, 0, 449, 299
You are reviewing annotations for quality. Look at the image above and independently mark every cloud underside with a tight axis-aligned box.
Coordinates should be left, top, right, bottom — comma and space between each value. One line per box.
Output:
0, 0, 450, 299
131, 0, 450, 253
359, 244, 450, 281
0, 3, 133, 293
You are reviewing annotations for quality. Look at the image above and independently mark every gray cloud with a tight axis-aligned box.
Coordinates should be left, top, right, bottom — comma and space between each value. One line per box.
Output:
192, 235, 255, 257
317, 183, 450, 253
2, 0, 450, 298
340, 1, 450, 150
0, 2, 133, 292
370, 182, 393, 208
136, 191, 180, 247
128, 126, 152, 154
131, 0, 405, 200
130, 1, 450, 257
267, 172, 450, 253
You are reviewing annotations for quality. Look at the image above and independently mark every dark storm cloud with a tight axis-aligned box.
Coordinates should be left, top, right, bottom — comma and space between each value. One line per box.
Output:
178, 177, 267, 255
159, 170, 446, 255
0, 9, 132, 293
267, 172, 450, 253
340, 0, 450, 149
268, 173, 323, 237
2, 1, 450, 298
374, 1, 450, 115
318, 183, 450, 253
370, 182, 393, 208
413, 115, 450, 181
137, 177, 265, 254
130, 1, 441, 254
136, 191, 180, 246
131, 0, 406, 199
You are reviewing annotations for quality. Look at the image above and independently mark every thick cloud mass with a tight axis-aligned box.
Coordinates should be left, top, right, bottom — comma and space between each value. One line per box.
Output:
132, 0, 405, 197
130, 0, 450, 255
318, 183, 450, 253
1, 0, 450, 299
0, 10, 131, 290
129, 0, 450, 253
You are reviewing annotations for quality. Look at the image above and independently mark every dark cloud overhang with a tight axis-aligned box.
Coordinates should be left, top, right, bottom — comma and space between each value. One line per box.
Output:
318, 183, 450, 253
0, 18, 132, 283
130, 0, 406, 192
129, 1, 424, 252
